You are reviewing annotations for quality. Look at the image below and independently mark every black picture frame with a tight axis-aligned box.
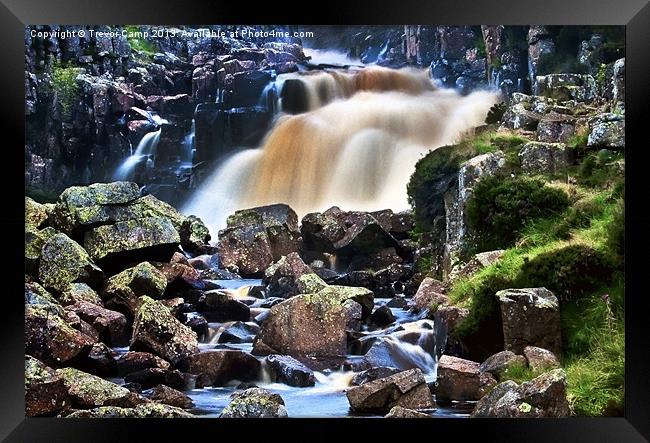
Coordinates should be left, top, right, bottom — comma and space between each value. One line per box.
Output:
2, 0, 649, 440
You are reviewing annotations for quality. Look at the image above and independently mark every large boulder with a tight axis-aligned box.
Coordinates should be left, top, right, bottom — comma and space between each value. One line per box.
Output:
123, 368, 186, 391
25, 227, 58, 274
200, 290, 251, 322
60, 283, 104, 307
587, 113, 625, 149
183, 349, 261, 386
351, 367, 401, 386
64, 301, 129, 347
265, 354, 316, 387
411, 277, 447, 311
130, 296, 199, 365
479, 350, 528, 381
38, 233, 104, 293
435, 355, 497, 402
346, 368, 434, 413
219, 388, 288, 418
263, 252, 314, 298
218, 321, 260, 344
25, 197, 49, 230
25, 356, 69, 416
496, 288, 562, 356
25, 281, 64, 317
25, 305, 95, 366
519, 142, 569, 174
537, 73, 597, 102
56, 367, 144, 408
179, 215, 211, 253
101, 262, 167, 316
523, 346, 561, 372
471, 369, 570, 417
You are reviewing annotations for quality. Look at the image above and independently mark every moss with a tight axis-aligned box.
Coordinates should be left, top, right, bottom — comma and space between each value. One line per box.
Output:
51, 63, 83, 120
124, 25, 158, 58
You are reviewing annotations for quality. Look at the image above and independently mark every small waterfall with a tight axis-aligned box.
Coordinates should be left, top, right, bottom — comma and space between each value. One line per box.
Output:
113, 128, 162, 181
183, 119, 196, 162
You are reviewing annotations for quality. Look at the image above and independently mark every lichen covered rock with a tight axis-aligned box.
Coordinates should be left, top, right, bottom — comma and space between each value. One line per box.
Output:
25, 356, 69, 416
219, 388, 288, 418
56, 367, 144, 408
65, 402, 195, 418
435, 355, 497, 402
26, 196, 49, 230
101, 262, 167, 315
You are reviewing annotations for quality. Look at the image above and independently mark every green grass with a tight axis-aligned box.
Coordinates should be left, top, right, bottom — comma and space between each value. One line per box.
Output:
124, 25, 158, 59
499, 361, 546, 384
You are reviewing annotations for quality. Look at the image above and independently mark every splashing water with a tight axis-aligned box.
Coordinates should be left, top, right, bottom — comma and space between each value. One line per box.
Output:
113, 128, 162, 181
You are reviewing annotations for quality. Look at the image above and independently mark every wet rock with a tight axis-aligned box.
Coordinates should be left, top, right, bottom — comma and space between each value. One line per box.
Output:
130, 296, 199, 365
80, 342, 118, 377
219, 388, 288, 418
117, 351, 171, 377
363, 336, 434, 372
369, 305, 396, 327
200, 290, 250, 322
471, 369, 570, 417
479, 351, 528, 381
153, 262, 205, 292
411, 277, 447, 311
433, 305, 469, 332
519, 142, 569, 174
435, 355, 497, 402
497, 288, 562, 356
266, 354, 316, 387
60, 283, 104, 307
263, 252, 313, 298
218, 321, 260, 344
64, 301, 128, 347
38, 233, 104, 293
523, 346, 560, 372
385, 406, 431, 418
346, 368, 434, 412
183, 349, 261, 386
25, 356, 69, 416
587, 113, 625, 148
84, 216, 180, 266
57, 367, 144, 408
101, 262, 167, 316
26, 197, 49, 229
184, 314, 209, 341
350, 367, 401, 386
25, 305, 95, 367
123, 368, 186, 391
386, 295, 408, 309
179, 215, 211, 253
65, 402, 195, 418
148, 384, 194, 409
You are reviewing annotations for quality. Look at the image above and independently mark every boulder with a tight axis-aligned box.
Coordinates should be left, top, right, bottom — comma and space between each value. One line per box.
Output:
25, 197, 49, 230
346, 368, 434, 412
56, 367, 144, 408
350, 367, 401, 386
60, 283, 103, 306
25, 227, 58, 274
65, 403, 195, 418
123, 368, 186, 391
411, 277, 447, 311
471, 369, 570, 417
25, 356, 69, 416
152, 262, 205, 292
200, 290, 250, 322
496, 288, 562, 356
263, 252, 313, 298
519, 142, 569, 174
148, 384, 194, 409
537, 74, 596, 102
38, 233, 104, 293
385, 406, 431, 418
587, 113, 625, 148
117, 351, 171, 377
450, 250, 505, 282
101, 262, 167, 316
179, 215, 211, 253
435, 355, 497, 402
25, 305, 95, 366
523, 346, 561, 372
479, 350, 528, 381
369, 305, 396, 327
265, 354, 316, 387
219, 388, 288, 418
64, 301, 129, 346
218, 321, 260, 344
25, 281, 64, 317
433, 305, 470, 332
183, 349, 261, 386
81, 342, 118, 376
130, 296, 199, 365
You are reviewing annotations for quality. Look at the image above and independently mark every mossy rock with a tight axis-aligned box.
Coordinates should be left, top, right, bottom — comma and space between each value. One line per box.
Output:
26, 196, 49, 230
60, 283, 104, 307
219, 388, 287, 418
295, 273, 328, 294
38, 233, 104, 293
179, 215, 211, 252
25, 355, 69, 416
65, 403, 196, 418
25, 227, 58, 274
56, 367, 143, 408
101, 262, 167, 315
25, 281, 65, 317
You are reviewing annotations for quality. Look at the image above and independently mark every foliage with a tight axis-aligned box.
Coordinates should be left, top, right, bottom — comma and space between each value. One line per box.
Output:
499, 361, 545, 384
51, 63, 83, 120
484, 102, 507, 125
124, 25, 158, 57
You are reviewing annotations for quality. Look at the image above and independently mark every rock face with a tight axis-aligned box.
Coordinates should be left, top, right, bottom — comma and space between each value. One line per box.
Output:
183, 349, 261, 386
479, 351, 528, 381
57, 367, 143, 408
471, 369, 570, 417
265, 354, 316, 387
218, 204, 301, 277
38, 233, 104, 293
435, 355, 497, 402
101, 262, 167, 316
130, 296, 199, 364
519, 142, 569, 174
346, 368, 434, 413
523, 346, 560, 372
25, 356, 69, 416
219, 388, 288, 418
496, 288, 562, 356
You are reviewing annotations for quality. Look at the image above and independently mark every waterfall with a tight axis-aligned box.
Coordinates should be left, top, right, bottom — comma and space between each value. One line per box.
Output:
182, 67, 499, 234
183, 119, 196, 162
113, 128, 162, 181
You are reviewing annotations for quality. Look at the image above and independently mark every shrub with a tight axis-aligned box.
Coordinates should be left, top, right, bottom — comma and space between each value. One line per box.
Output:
466, 176, 571, 251
52, 64, 83, 120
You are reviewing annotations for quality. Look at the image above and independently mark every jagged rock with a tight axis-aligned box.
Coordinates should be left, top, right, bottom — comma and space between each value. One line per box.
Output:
117, 351, 171, 377
130, 296, 199, 365
411, 277, 447, 311
148, 384, 194, 409
152, 262, 204, 292
346, 368, 434, 412
219, 388, 288, 418
519, 142, 569, 174
497, 288, 562, 356
101, 262, 167, 316
218, 321, 260, 344
471, 369, 570, 417
523, 346, 561, 372
435, 355, 497, 402
57, 367, 144, 408
65, 402, 195, 418
479, 351, 528, 381
25, 356, 69, 416
60, 283, 104, 307
123, 368, 186, 390
25, 197, 49, 229
385, 406, 431, 418
25, 281, 64, 317
25, 305, 95, 366
265, 354, 316, 387
179, 215, 211, 252
537, 74, 597, 102
263, 252, 314, 298
200, 290, 250, 322
587, 113, 625, 148
351, 367, 401, 386
25, 227, 58, 274
64, 301, 128, 347
369, 305, 396, 327
38, 233, 104, 293
183, 349, 261, 386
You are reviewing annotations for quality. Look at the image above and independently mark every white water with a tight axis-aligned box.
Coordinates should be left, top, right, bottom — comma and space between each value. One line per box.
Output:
113, 128, 162, 181
303, 47, 361, 66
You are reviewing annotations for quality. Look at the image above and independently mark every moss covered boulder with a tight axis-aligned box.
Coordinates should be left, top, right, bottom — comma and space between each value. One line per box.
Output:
130, 296, 199, 365
57, 367, 144, 408
67, 402, 195, 418
25, 227, 58, 274
25, 356, 69, 416
25, 196, 49, 230
219, 388, 288, 418
263, 252, 314, 298
64, 301, 129, 347
101, 262, 167, 316
60, 282, 104, 307
38, 233, 104, 293
25, 281, 65, 317
179, 215, 211, 253
84, 216, 180, 266
25, 305, 95, 366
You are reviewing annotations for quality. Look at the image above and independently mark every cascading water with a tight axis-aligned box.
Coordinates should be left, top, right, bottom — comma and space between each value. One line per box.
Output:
113, 128, 162, 181
183, 119, 196, 162
182, 66, 499, 233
